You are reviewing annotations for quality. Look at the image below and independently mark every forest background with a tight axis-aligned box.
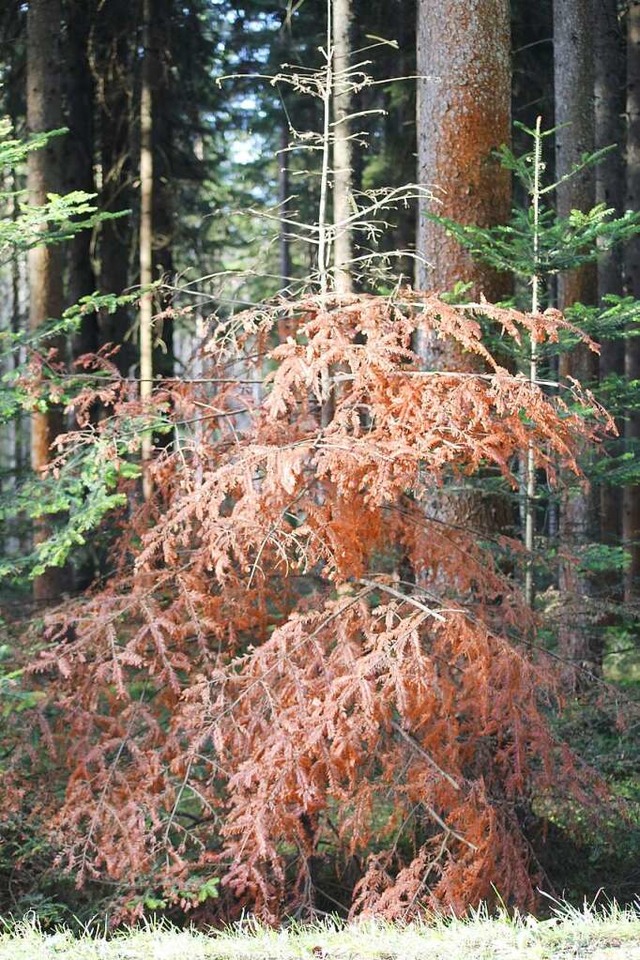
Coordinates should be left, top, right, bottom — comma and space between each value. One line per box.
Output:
0, 0, 639, 930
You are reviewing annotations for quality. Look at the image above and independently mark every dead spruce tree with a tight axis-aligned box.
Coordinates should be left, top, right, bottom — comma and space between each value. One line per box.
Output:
2, 288, 613, 921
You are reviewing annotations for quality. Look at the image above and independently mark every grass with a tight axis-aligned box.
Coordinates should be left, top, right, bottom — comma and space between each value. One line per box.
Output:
0, 900, 639, 960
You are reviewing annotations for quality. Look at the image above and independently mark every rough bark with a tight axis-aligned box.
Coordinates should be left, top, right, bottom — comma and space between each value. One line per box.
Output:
416, 0, 511, 301
624, 2, 640, 606
554, 0, 601, 681
414, 0, 512, 553
27, 0, 66, 603
333, 0, 353, 294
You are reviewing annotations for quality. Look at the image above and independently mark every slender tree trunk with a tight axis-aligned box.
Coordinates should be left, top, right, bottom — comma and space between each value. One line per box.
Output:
61, 0, 99, 590
139, 0, 154, 501
150, 0, 174, 384
279, 120, 292, 287
384, 0, 417, 283
96, 0, 136, 376
595, 0, 624, 592
64, 0, 97, 356
0, 159, 24, 560
27, 0, 66, 603
333, 0, 353, 294
276, 12, 293, 293
554, 0, 601, 682
6, 162, 27, 557
624, 1, 640, 604
596, 0, 625, 306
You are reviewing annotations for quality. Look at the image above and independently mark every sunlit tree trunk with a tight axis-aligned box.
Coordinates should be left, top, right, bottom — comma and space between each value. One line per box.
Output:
279, 120, 292, 287
414, 0, 511, 551
333, 0, 353, 294
554, 0, 601, 682
139, 0, 154, 501
27, 0, 65, 603
624, 1, 640, 604
416, 0, 511, 306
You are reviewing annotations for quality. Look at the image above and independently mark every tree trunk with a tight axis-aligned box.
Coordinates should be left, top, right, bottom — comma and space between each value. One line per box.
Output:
63, 0, 97, 356
27, 0, 66, 603
595, 0, 624, 594
96, 0, 136, 376
554, 0, 601, 682
413, 0, 512, 582
624, 1, 640, 605
139, 0, 154, 501
150, 0, 174, 384
333, 0, 353, 294
279, 119, 292, 287
416, 0, 511, 303
596, 0, 625, 306
2, 160, 28, 559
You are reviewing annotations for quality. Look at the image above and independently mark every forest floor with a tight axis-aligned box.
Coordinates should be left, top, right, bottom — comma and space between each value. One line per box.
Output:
1, 905, 639, 960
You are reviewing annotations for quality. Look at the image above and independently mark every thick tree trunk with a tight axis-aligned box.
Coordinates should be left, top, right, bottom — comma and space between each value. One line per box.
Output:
624, 1, 640, 604
413, 0, 512, 574
555, 0, 598, 313
554, 0, 601, 682
333, 0, 353, 294
27, 0, 66, 603
416, 0, 511, 302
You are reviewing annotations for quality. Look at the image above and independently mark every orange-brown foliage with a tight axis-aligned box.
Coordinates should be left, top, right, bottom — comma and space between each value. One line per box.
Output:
3, 292, 609, 922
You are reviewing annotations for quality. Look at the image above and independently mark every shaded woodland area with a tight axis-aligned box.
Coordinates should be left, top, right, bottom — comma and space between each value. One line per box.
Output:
0, 0, 639, 928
